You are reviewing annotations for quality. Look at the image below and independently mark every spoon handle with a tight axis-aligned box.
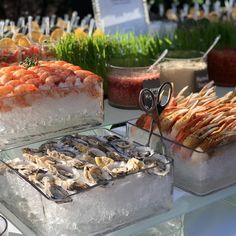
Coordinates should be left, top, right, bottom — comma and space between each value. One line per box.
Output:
147, 49, 168, 72
202, 35, 221, 59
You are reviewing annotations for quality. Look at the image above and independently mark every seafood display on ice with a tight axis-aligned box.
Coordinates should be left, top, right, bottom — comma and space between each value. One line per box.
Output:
0, 130, 173, 235
0, 60, 103, 147
136, 81, 236, 157
0, 133, 170, 201
129, 82, 236, 195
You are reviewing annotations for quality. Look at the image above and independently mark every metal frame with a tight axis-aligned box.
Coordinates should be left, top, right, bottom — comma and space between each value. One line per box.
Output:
92, 0, 150, 30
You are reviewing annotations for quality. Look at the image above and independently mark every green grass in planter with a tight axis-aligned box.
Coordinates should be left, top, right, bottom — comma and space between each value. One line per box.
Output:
172, 20, 236, 52
54, 33, 170, 77
108, 33, 172, 67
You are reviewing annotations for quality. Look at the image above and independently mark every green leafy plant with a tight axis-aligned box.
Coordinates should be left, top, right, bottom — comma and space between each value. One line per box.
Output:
108, 33, 171, 66
172, 20, 236, 51
21, 56, 38, 68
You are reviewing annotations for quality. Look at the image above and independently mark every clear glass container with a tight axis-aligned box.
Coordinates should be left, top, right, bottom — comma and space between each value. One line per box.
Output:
0, 47, 21, 64
20, 44, 42, 61
208, 49, 236, 87
0, 128, 173, 236
107, 58, 160, 109
40, 42, 56, 61
127, 119, 236, 196
160, 51, 207, 95
0, 80, 103, 149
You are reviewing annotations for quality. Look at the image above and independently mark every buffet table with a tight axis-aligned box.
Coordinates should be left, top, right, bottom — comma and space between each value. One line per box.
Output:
1, 86, 236, 236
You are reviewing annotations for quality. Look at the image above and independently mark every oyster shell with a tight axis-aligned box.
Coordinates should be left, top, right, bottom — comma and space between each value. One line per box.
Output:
84, 164, 110, 185
47, 150, 72, 161
38, 141, 59, 152
74, 143, 89, 153
55, 164, 74, 178
83, 155, 96, 164
111, 139, 131, 149
88, 148, 106, 158
41, 175, 69, 200
103, 161, 127, 177
22, 148, 44, 157
66, 159, 85, 169
95, 156, 114, 168
126, 158, 145, 174
111, 167, 128, 177
55, 178, 88, 191
107, 151, 124, 161
130, 146, 154, 159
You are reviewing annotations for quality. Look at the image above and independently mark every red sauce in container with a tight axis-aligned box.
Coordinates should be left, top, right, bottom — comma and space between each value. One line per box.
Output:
207, 49, 236, 86
0, 48, 20, 63
21, 45, 41, 60
107, 65, 160, 108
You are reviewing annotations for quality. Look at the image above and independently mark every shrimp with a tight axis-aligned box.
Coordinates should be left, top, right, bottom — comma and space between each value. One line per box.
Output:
45, 75, 63, 86
53, 68, 74, 78
28, 66, 51, 74
65, 75, 77, 85
20, 74, 38, 82
14, 84, 38, 95
51, 60, 67, 66
0, 85, 14, 96
84, 74, 102, 83
0, 73, 14, 84
83, 75, 102, 97
74, 70, 93, 80
5, 80, 23, 87
12, 69, 29, 79
64, 65, 81, 71
39, 72, 52, 81
25, 78, 42, 87
0, 65, 22, 74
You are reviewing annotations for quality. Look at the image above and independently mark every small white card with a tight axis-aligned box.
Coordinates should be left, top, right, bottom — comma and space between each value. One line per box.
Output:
92, 0, 150, 34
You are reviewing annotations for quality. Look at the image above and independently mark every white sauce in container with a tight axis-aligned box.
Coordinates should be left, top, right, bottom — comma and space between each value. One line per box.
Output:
160, 59, 207, 95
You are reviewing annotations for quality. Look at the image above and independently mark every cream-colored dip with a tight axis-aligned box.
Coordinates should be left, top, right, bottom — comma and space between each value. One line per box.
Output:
160, 60, 207, 95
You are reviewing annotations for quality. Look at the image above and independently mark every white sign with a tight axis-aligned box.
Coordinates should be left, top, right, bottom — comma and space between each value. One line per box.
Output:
92, 0, 150, 34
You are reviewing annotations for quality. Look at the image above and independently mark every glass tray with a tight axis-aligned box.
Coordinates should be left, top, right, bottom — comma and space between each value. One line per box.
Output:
0, 128, 173, 236
0, 80, 103, 149
127, 119, 236, 196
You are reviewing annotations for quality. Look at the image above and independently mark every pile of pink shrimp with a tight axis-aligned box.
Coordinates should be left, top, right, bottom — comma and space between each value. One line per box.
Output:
0, 60, 102, 97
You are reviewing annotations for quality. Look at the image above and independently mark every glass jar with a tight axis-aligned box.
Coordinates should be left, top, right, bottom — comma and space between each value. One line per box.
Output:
0, 47, 21, 64
40, 42, 56, 61
20, 44, 42, 61
160, 51, 207, 95
207, 49, 236, 87
107, 58, 160, 109
0, 215, 8, 236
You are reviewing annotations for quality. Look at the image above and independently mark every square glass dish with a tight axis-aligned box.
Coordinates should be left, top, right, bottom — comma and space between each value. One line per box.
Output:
0, 128, 173, 236
0, 78, 103, 149
127, 119, 236, 196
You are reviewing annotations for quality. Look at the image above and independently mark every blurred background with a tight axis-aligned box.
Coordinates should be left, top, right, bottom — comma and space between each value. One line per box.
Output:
0, 0, 93, 21
0, 0, 230, 21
